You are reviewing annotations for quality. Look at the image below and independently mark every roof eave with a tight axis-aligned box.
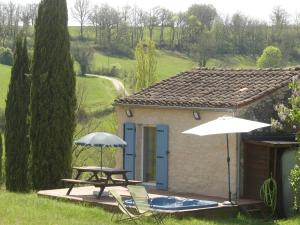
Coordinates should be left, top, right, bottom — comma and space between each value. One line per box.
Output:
113, 102, 236, 112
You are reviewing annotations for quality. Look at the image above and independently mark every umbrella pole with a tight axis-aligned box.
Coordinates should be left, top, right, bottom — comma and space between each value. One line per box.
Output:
101, 147, 103, 177
101, 146, 103, 169
226, 134, 232, 203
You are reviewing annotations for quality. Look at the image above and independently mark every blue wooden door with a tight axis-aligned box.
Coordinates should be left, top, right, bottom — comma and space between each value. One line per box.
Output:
156, 124, 169, 190
124, 123, 136, 180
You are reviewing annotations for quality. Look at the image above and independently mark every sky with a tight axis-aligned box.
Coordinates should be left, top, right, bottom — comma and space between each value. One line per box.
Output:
7, 0, 300, 24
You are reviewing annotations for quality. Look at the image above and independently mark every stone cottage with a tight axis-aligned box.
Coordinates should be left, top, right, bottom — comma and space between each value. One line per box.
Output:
114, 67, 300, 200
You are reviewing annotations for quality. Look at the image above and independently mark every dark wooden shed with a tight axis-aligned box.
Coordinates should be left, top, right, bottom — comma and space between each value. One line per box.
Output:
243, 140, 298, 200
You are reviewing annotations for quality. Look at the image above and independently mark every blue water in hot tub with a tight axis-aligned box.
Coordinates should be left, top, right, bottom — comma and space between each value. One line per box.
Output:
125, 196, 218, 211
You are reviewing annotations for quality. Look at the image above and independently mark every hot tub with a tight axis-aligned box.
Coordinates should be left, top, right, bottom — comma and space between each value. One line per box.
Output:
125, 196, 218, 211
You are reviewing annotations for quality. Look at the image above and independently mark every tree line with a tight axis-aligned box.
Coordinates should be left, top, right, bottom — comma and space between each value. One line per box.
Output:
0, 2, 38, 46
0, 1, 299, 67
72, 0, 300, 66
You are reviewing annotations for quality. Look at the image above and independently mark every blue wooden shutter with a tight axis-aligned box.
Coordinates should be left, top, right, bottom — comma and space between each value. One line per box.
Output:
124, 123, 136, 180
156, 124, 169, 190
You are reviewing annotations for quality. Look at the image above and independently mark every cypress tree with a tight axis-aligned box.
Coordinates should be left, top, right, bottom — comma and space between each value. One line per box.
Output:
5, 37, 31, 192
31, 0, 76, 189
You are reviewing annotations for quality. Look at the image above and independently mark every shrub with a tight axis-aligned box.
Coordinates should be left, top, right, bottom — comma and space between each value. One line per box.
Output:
272, 81, 300, 213
0, 47, 13, 66
290, 47, 300, 61
77, 108, 89, 123
260, 176, 277, 215
94, 43, 134, 59
110, 43, 134, 58
91, 66, 120, 77
257, 46, 284, 68
110, 66, 120, 76
71, 43, 93, 76
290, 150, 300, 213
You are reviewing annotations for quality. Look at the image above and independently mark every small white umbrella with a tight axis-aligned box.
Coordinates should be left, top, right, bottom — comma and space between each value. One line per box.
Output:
182, 116, 270, 204
74, 132, 127, 168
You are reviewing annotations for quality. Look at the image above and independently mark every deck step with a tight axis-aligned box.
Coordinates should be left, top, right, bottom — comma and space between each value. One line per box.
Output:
246, 209, 261, 213
239, 203, 269, 219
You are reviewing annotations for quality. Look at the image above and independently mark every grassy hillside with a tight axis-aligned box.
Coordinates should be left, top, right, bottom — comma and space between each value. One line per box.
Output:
91, 49, 197, 80
0, 64, 11, 110
76, 76, 117, 112
0, 53, 261, 113
0, 190, 299, 225
0, 65, 117, 112
0, 64, 118, 167
0, 52, 265, 115
206, 55, 257, 68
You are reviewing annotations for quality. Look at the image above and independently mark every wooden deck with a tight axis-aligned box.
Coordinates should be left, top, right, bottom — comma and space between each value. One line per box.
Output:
38, 186, 260, 219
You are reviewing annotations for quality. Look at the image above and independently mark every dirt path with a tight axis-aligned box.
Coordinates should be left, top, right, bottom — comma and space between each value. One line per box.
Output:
86, 74, 129, 96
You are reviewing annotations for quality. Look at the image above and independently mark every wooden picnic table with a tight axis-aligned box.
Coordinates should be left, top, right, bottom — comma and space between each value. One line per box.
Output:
62, 166, 141, 198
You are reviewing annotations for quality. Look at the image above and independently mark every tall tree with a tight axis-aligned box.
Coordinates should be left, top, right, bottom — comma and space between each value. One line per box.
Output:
20, 5, 31, 35
5, 37, 30, 192
187, 4, 217, 30
31, 0, 77, 190
270, 6, 289, 44
156, 7, 172, 47
28, 3, 38, 26
230, 13, 248, 54
147, 7, 159, 40
6, 2, 19, 39
88, 5, 99, 41
190, 30, 215, 67
175, 12, 187, 50
271, 6, 288, 30
21, 3, 39, 35
72, 0, 90, 40
135, 40, 157, 90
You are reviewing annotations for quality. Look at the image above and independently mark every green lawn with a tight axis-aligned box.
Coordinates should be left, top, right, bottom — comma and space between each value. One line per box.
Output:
0, 190, 299, 225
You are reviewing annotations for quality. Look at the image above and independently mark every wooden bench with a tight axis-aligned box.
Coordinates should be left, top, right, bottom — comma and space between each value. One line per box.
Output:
92, 177, 142, 185
62, 179, 106, 186
62, 178, 141, 185
61, 178, 142, 197
110, 178, 141, 185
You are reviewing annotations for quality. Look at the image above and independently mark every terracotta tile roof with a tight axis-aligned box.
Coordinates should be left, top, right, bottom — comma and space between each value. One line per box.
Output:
115, 67, 300, 109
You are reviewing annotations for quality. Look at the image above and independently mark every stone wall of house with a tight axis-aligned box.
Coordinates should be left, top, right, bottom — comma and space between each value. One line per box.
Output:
237, 86, 291, 136
115, 105, 237, 198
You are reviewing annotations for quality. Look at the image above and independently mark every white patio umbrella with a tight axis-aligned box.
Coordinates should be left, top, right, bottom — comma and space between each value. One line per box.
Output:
74, 132, 127, 168
182, 116, 270, 204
